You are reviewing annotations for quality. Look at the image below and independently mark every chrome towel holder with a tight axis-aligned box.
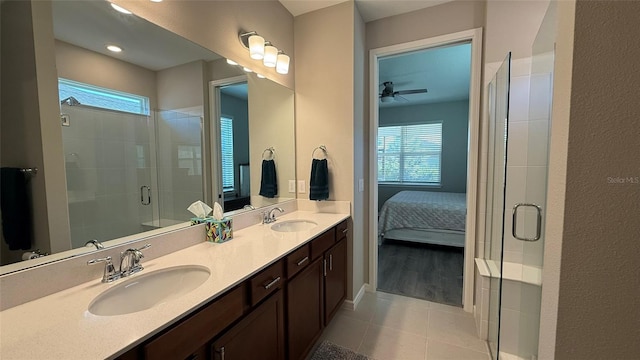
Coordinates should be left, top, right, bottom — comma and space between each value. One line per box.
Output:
312, 145, 327, 159
262, 147, 275, 160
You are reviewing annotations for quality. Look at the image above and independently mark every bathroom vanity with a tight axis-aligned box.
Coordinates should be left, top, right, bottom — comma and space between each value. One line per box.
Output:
0, 210, 349, 360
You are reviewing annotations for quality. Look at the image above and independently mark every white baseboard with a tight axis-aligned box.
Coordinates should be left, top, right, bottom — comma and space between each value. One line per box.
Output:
342, 284, 366, 311
364, 283, 375, 292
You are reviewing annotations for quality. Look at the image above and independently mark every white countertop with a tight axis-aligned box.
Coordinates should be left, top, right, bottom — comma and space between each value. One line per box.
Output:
0, 211, 349, 360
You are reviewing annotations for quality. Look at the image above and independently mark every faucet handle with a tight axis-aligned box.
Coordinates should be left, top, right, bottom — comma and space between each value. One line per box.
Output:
121, 244, 151, 276
87, 256, 120, 283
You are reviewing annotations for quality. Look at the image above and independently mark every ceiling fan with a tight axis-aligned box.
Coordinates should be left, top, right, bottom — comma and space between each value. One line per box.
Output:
379, 81, 428, 103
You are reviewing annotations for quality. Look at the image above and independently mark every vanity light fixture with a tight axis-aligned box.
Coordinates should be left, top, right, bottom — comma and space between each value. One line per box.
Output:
226, 59, 238, 66
110, 3, 132, 14
263, 43, 278, 68
276, 52, 290, 75
248, 35, 265, 60
243, 67, 253, 73
149, 0, 163, 2
257, 74, 266, 79
238, 30, 290, 74
106, 45, 123, 53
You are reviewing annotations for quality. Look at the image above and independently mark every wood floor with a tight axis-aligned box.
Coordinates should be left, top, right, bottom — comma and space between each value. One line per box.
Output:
377, 239, 464, 307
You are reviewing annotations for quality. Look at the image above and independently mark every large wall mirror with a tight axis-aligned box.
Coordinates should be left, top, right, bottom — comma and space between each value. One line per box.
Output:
0, 0, 295, 269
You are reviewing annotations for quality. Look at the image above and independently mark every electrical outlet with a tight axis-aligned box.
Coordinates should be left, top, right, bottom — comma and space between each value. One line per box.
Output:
288, 180, 296, 193
358, 179, 364, 192
298, 180, 306, 193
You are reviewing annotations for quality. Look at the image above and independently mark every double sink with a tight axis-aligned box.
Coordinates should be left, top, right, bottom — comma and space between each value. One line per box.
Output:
89, 219, 317, 316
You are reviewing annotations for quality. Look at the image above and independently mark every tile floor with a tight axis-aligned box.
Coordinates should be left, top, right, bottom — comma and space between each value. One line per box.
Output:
317, 291, 490, 360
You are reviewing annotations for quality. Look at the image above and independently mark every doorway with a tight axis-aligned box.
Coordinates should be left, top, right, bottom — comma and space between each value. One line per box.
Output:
368, 29, 482, 311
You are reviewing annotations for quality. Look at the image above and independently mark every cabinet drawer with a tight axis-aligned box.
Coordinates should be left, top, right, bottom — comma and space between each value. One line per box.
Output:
336, 220, 348, 242
310, 228, 336, 260
144, 285, 244, 360
250, 260, 284, 306
286, 244, 311, 279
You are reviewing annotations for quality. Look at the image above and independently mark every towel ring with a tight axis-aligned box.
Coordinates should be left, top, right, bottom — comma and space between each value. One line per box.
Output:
312, 145, 327, 160
262, 147, 275, 160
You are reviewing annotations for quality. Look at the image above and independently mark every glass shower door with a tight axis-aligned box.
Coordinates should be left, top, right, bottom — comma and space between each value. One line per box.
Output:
485, 53, 511, 358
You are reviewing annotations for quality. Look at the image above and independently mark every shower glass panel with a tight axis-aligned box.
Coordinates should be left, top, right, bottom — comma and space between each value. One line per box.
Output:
61, 105, 157, 247
515, 2, 556, 358
484, 53, 511, 358
154, 109, 205, 225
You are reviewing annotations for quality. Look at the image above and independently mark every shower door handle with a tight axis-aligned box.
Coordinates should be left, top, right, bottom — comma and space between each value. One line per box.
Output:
512, 203, 542, 242
140, 186, 151, 205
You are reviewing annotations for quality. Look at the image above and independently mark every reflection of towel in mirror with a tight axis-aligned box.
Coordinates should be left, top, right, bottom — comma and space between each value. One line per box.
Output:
1, 168, 33, 250
309, 159, 329, 201
259, 159, 278, 198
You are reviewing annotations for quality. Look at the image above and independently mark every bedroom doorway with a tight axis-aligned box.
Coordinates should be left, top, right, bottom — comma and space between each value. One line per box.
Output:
368, 29, 482, 311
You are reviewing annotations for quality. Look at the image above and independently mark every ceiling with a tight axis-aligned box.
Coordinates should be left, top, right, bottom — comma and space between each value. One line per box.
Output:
378, 42, 471, 108
52, 0, 220, 71
279, 0, 453, 22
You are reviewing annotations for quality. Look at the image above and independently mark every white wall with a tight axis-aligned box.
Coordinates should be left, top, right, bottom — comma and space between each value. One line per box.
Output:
247, 74, 296, 208
294, 1, 365, 299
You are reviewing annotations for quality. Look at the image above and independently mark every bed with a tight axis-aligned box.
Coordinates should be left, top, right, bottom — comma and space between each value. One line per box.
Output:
378, 191, 467, 247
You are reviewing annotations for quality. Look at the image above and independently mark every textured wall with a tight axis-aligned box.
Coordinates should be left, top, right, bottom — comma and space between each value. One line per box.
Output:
549, 1, 640, 358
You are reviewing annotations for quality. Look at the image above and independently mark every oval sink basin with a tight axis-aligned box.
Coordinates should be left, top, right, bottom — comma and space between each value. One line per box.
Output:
89, 265, 210, 316
271, 219, 318, 233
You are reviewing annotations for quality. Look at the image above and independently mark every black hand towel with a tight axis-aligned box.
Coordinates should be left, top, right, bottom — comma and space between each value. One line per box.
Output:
259, 159, 278, 198
1, 168, 33, 250
309, 159, 329, 201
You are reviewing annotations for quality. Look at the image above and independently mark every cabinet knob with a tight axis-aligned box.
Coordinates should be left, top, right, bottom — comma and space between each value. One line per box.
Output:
214, 346, 225, 360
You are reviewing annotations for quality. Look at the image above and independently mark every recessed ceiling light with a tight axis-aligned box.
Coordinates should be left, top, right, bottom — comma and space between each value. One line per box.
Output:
226, 59, 238, 66
243, 67, 252, 73
110, 3, 132, 14
257, 74, 266, 79
106, 45, 123, 53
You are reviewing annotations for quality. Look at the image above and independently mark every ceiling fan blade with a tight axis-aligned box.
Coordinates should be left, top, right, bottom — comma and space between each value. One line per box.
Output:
394, 89, 428, 95
395, 95, 410, 102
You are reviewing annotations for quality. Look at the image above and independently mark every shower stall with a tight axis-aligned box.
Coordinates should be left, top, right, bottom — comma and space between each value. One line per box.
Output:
61, 104, 204, 248
483, 2, 556, 359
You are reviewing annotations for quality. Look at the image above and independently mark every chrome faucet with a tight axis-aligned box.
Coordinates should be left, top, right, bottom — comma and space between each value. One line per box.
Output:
84, 239, 104, 250
87, 244, 151, 283
262, 207, 284, 224
87, 256, 120, 283
120, 244, 151, 277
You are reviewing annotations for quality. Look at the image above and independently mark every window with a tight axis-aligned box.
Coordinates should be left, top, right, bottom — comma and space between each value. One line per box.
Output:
220, 116, 235, 190
58, 78, 149, 115
377, 122, 443, 184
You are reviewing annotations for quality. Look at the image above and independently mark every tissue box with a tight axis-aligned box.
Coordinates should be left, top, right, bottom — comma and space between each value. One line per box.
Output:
191, 217, 233, 243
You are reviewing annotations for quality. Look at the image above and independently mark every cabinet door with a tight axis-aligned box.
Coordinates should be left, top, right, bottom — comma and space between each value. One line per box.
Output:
324, 238, 347, 325
211, 290, 285, 360
287, 258, 324, 360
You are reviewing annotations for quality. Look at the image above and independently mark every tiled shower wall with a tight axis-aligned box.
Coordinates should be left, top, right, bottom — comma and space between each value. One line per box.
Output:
61, 105, 153, 247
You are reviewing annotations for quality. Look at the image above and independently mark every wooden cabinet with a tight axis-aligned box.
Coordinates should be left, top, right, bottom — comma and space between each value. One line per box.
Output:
143, 285, 245, 360
211, 290, 285, 360
117, 219, 348, 360
286, 258, 324, 360
324, 237, 347, 325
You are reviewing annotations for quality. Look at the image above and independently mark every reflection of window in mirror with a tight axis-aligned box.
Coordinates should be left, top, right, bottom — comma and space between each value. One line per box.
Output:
58, 78, 150, 115
220, 116, 235, 193
178, 146, 202, 176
